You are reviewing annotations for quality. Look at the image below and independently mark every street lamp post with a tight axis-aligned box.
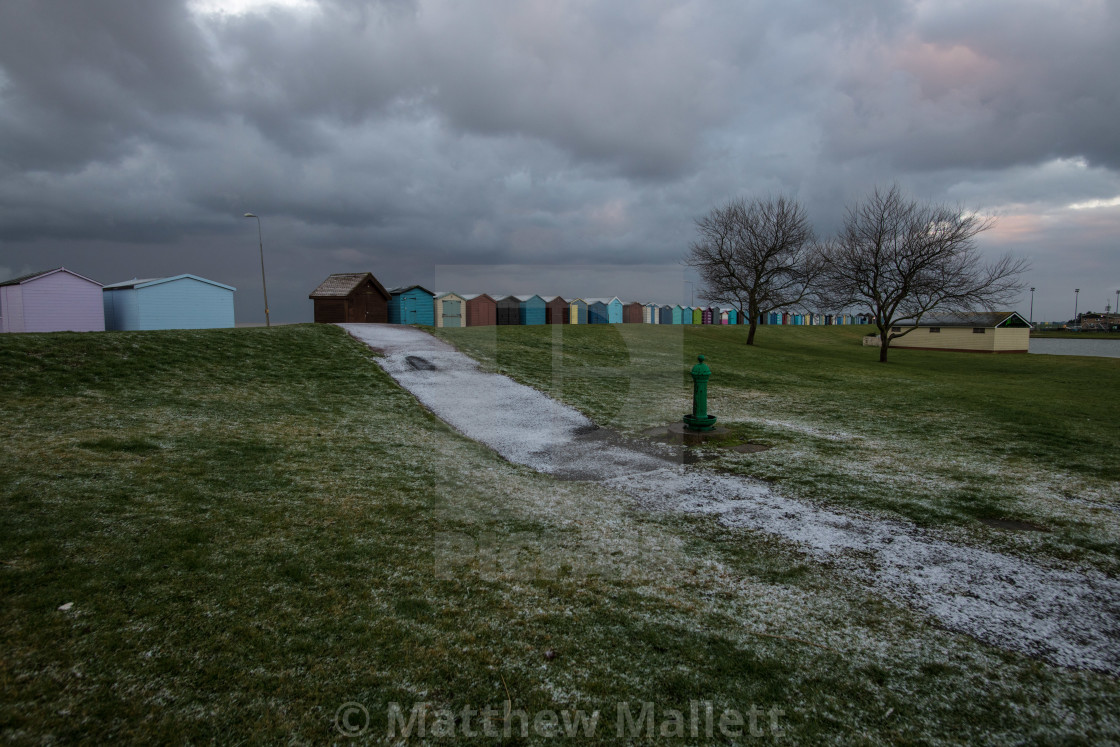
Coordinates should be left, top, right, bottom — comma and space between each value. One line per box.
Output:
243, 213, 271, 328
1074, 288, 1080, 327
1029, 287, 1035, 326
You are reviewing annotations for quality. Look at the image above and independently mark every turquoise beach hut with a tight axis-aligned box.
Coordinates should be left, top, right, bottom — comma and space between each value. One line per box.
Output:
388, 285, 436, 325
606, 297, 623, 324
585, 297, 623, 324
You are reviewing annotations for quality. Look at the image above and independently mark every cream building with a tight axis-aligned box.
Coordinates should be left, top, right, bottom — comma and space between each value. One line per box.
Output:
867, 311, 1032, 353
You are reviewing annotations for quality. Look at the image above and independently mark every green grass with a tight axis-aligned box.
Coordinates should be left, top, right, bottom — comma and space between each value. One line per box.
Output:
2, 324, 1118, 744
434, 324, 1120, 573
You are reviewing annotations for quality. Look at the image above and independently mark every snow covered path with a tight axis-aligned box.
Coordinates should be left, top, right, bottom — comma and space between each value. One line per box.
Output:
344, 324, 1120, 674
343, 323, 673, 480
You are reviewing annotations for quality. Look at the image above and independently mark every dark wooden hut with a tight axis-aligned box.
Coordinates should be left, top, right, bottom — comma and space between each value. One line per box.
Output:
496, 295, 521, 325
462, 294, 496, 326
623, 302, 644, 324
309, 272, 390, 323
544, 296, 568, 324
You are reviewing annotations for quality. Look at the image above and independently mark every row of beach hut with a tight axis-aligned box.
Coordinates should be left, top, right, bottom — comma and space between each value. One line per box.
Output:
309, 273, 874, 328
1, 267, 236, 333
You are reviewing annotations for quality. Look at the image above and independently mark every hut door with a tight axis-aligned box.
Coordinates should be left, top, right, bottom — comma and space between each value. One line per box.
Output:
404, 297, 416, 323
443, 300, 461, 327
360, 290, 375, 322
347, 293, 367, 323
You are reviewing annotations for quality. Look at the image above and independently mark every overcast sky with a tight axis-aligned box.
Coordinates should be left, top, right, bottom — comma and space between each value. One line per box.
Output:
1, 0, 1117, 323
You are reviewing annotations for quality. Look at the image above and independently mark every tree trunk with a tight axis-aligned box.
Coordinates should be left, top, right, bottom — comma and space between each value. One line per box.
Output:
745, 302, 760, 345
879, 336, 890, 362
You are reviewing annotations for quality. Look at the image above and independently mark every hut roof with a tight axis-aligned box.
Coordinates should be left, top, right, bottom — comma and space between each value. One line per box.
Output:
1, 267, 101, 286
460, 293, 495, 302
387, 285, 435, 297
104, 274, 235, 291
513, 294, 544, 302
896, 311, 1030, 328
309, 272, 387, 298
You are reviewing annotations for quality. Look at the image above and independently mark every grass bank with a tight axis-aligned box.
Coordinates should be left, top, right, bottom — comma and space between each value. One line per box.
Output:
2, 324, 1117, 744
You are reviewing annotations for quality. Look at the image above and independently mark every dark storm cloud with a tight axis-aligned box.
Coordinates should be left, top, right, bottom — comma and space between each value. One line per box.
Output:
0, 1, 218, 170
0, 0, 1116, 323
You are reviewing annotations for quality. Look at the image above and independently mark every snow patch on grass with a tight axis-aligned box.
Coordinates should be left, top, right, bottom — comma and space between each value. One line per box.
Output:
608, 466, 1120, 674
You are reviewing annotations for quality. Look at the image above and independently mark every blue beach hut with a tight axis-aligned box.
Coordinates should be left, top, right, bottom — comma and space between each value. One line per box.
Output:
388, 285, 436, 325
515, 295, 546, 325
587, 299, 609, 324
586, 297, 623, 324
606, 297, 623, 324
103, 274, 235, 330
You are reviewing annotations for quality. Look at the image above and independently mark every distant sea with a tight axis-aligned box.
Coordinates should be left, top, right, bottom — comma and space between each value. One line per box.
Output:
1029, 339, 1120, 358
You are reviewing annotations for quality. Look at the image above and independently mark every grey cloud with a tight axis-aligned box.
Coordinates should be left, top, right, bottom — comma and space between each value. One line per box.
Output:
819, 1, 1120, 172
0, 1, 218, 170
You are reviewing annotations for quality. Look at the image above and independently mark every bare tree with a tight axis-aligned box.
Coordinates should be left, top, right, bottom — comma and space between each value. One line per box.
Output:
685, 195, 823, 345
820, 185, 1028, 362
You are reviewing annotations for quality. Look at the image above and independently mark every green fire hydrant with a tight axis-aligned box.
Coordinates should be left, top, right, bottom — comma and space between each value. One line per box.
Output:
683, 354, 718, 432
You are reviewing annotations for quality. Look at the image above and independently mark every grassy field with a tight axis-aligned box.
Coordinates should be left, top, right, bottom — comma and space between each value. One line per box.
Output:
435, 323, 1120, 576
2, 324, 1118, 744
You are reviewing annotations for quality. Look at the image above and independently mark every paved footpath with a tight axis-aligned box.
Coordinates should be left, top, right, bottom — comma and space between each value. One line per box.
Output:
344, 323, 1120, 674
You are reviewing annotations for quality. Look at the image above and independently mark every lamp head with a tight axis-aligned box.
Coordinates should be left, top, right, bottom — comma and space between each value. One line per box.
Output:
243, 213, 257, 218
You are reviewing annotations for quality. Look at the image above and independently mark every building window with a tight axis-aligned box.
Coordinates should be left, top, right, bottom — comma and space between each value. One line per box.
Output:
973, 328, 986, 334
891, 326, 901, 332
929, 327, 940, 333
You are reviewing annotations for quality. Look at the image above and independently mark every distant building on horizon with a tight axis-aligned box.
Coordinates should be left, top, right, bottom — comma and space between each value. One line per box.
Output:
879, 311, 1031, 353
